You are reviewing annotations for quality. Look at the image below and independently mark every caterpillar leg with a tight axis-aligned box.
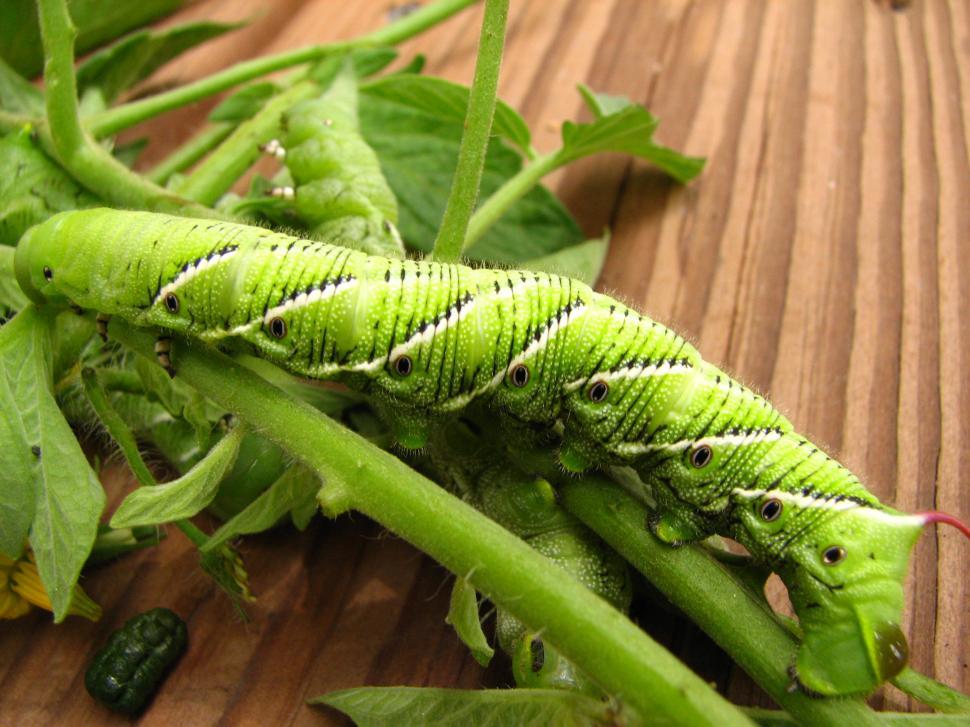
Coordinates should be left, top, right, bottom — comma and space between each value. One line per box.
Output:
258, 138, 287, 160
647, 509, 706, 547
371, 400, 433, 451
154, 336, 175, 378
95, 313, 110, 342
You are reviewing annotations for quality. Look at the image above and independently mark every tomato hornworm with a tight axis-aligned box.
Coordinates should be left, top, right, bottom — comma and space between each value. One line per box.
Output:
16, 208, 970, 697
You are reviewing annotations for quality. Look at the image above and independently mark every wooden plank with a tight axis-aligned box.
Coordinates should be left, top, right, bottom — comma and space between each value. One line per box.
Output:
1, 0, 967, 722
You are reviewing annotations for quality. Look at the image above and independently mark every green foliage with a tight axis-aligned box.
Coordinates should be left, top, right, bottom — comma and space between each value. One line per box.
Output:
565, 85, 705, 183
0, 306, 104, 619
0, 128, 99, 246
208, 81, 280, 123
202, 464, 320, 553
76, 20, 243, 103
0, 0, 190, 78
0, 58, 45, 115
0, 246, 29, 314
312, 687, 623, 727
521, 235, 610, 286
110, 424, 246, 528
361, 75, 531, 156
359, 83, 584, 263
445, 577, 494, 667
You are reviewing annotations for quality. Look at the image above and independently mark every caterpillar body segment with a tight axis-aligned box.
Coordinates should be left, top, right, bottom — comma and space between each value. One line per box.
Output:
271, 68, 404, 258
16, 208, 967, 697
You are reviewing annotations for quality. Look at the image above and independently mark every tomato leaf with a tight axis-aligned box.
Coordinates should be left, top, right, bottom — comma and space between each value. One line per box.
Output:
560, 85, 705, 184
445, 577, 494, 667
76, 20, 244, 103
311, 687, 618, 727
0, 306, 105, 620
110, 424, 246, 528
202, 464, 320, 553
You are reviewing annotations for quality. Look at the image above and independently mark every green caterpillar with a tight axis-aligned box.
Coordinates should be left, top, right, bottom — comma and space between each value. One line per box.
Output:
475, 467, 631, 694
15, 208, 970, 697
259, 68, 404, 258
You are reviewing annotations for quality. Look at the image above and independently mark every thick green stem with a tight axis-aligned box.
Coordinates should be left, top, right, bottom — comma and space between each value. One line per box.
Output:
743, 708, 970, 725
464, 150, 559, 249
146, 122, 234, 186
36, 0, 217, 217
431, 0, 509, 262
108, 320, 751, 727
892, 668, 970, 714
86, 0, 478, 139
174, 81, 318, 205
557, 475, 884, 727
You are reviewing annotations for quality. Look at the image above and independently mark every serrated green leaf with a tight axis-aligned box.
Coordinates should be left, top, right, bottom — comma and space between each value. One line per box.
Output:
361, 75, 531, 156
360, 90, 583, 264
110, 424, 246, 528
0, 0, 190, 78
0, 307, 105, 620
0, 245, 28, 314
559, 84, 705, 184
0, 57, 43, 115
208, 81, 280, 123
311, 687, 618, 727
521, 234, 611, 286
202, 464, 319, 553
445, 577, 494, 667
76, 20, 244, 103
0, 129, 100, 247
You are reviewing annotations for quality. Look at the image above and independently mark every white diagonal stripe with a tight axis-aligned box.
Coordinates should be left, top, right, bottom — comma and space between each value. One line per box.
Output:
564, 359, 693, 393
731, 488, 924, 526
155, 247, 238, 304
439, 300, 587, 412
345, 277, 541, 376
614, 427, 783, 458
201, 276, 359, 340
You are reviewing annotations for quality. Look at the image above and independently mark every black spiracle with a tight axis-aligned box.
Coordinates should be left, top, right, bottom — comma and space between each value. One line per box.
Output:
85, 607, 188, 714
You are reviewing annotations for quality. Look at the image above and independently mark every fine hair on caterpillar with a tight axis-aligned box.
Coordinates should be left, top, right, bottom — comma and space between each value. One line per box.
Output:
16, 207, 970, 698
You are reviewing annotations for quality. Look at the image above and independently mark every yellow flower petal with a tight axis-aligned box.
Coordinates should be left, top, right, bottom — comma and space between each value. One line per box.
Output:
9, 552, 101, 621
0, 588, 31, 619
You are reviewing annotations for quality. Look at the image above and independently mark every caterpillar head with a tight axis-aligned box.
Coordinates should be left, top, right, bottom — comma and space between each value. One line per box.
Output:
15, 212, 78, 306
738, 495, 970, 695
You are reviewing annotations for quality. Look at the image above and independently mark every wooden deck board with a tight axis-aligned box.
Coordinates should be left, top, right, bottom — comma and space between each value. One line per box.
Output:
2, 0, 967, 722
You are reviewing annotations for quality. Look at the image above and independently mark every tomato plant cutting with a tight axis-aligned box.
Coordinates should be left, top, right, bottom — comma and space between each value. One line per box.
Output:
1, 1, 968, 724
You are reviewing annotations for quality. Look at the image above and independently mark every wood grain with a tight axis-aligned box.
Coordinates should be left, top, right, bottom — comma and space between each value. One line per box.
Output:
2, 0, 968, 722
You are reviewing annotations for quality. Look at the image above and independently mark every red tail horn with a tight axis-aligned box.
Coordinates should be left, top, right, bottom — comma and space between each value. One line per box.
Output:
917, 511, 970, 541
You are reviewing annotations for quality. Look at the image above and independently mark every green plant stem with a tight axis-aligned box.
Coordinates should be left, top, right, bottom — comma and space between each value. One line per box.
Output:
108, 320, 752, 727
36, 0, 217, 217
86, 0, 478, 139
174, 81, 318, 205
431, 0, 509, 262
891, 668, 970, 714
557, 474, 883, 727
0, 109, 33, 133
146, 122, 234, 186
464, 150, 558, 249
743, 707, 970, 726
